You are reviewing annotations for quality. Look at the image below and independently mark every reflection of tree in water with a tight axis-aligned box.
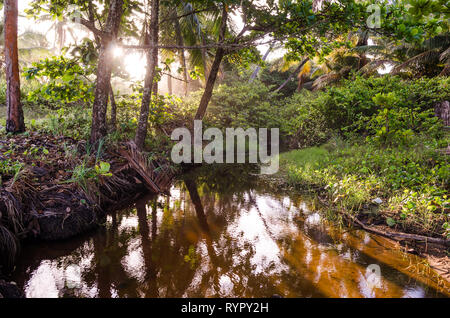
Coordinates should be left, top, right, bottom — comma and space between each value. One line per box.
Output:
15, 164, 448, 297
86, 165, 327, 297
86, 208, 141, 298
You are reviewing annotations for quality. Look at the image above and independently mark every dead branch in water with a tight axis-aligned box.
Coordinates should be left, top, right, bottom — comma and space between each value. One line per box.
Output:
349, 215, 450, 247
317, 196, 450, 247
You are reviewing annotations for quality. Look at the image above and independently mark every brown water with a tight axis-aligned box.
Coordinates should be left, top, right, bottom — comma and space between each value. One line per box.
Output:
12, 166, 450, 298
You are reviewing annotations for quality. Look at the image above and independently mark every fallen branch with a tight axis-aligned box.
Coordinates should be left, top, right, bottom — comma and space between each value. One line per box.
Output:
317, 195, 450, 247
349, 214, 450, 247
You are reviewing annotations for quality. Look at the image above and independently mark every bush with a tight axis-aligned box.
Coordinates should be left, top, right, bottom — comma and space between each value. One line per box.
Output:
280, 136, 450, 237
316, 75, 449, 136
280, 91, 333, 148
177, 75, 448, 150
181, 81, 283, 130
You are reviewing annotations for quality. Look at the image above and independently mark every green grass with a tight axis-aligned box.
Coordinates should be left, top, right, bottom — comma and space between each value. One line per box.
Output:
278, 135, 450, 238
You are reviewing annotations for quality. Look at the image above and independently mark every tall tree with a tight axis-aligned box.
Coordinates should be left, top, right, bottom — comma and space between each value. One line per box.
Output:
89, 0, 124, 145
173, 9, 189, 96
194, 3, 227, 120
4, 0, 25, 133
135, 0, 160, 150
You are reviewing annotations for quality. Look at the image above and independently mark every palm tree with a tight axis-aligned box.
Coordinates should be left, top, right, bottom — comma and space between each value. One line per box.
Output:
4, 0, 25, 133
356, 34, 450, 77
159, 2, 221, 95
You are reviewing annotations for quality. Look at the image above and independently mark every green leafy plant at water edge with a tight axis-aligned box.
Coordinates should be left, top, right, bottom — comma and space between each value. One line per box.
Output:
280, 136, 450, 237
0, 159, 24, 186
66, 160, 112, 192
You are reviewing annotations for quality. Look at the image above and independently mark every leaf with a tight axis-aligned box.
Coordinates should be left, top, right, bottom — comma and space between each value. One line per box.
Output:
386, 217, 396, 227
99, 161, 110, 173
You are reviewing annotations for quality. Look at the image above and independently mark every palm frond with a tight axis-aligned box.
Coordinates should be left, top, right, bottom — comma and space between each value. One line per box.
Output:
440, 47, 450, 62
358, 59, 396, 74
312, 73, 340, 91
392, 49, 441, 74
119, 141, 174, 193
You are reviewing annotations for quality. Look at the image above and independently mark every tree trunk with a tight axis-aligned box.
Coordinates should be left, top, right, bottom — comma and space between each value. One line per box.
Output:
297, 73, 307, 92
109, 83, 117, 132
274, 58, 309, 93
173, 11, 189, 96
4, 0, 25, 133
357, 30, 369, 69
249, 45, 272, 83
135, 0, 159, 150
435, 100, 450, 127
89, 0, 123, 146
194, 48, 225, 120
201, 32, 208, 84
194, 5, 228, 120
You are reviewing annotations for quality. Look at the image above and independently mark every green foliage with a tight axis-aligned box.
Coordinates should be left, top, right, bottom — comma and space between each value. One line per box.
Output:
314, 75, 448, 137
280, 135, 450, 237
181, 80, 282, 129
0, 159, 24, 185
67, 160, 112, 192
24, 55, 94, 104
35, 106, 92, 140
116, 83, 178, 135
280, 91, 332, 148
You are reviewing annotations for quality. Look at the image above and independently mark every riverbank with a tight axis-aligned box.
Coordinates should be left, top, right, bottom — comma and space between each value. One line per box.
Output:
274, 136, 450, 280
9, 164, 449, 297
0, 130, 175, 284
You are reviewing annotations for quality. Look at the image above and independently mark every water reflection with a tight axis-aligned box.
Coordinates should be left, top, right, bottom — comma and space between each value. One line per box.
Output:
12, 166, 450, 298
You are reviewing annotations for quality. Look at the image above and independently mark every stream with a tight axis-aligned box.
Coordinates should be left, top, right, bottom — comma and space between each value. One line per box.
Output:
11, 165, 450, 298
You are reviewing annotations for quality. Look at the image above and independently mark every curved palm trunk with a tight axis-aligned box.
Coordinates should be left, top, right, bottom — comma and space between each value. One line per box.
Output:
249, 45, 272, 83
274, 58, 309, 93
194, 5, 228, 120
194, 47, 225, 120
4, 0, 25, 133
135, 0, 160, 150
201, 33, 208, 84
90, 0, 123, 146
173, 11, 189, 96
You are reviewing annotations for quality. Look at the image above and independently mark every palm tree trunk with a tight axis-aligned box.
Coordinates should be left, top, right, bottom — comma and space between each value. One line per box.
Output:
167, 72, 173, 95
201, 32, 208, 84
274, 58, 308, 93
357, 30, 369, 69
194, 48, 225, 120
173, 11, 188, 96
194, 5, 228, 120
135, 0, 159, 150
90, 0, 123, 145
249, 45, 272, 83
4, 0, 25, 133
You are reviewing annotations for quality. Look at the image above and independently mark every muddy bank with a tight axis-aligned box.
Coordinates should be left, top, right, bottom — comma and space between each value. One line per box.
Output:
0, 132, 174, 280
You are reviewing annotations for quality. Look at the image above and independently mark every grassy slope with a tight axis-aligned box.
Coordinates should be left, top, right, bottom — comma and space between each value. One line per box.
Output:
277, 136, 450, 238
